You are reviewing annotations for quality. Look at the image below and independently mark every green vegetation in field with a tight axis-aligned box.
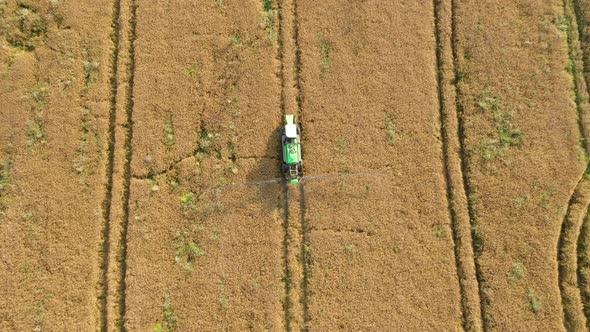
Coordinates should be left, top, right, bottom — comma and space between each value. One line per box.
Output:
391, 242, 400, 254
221, 82, 239, 175
217, 282, 229, 310
82, 60, 99, 91
385, 112, 397, 145
302, 243, 313, 278
556, 15, 569, 34
26, 119, 45, 147
153, 296, 177, 332
434, 225, 446, 238
0, 161, 9, 192
336, 135, 347, 155
174, 229, 205, 273
507, 262, 526, 281
229, 33, 241, 47
19, 262, 33, 280
318, 33, 331, 76
261, 0, 276, 43
30, 83, 49, 108
2, 2, 48, 52
478, 88, 524, 161
195, 121, 221, 160
477, 88, 499, 112
179, 192, 197, 212
74, 108, 99, 185
47, 1, 64, 28
566, 57, 575, 74
26, 81, 50, 149
472, 227, 485, 256
81, 40, 101, 93
227, 139, 237, 165
540, 189, 554, 209
33, 291, 53, 332
183, 62, 200, 78
168, 174, 180, 191
74, 109, 90, 178
527, 289, 541, 313
3, 49, 18, 68
196, 128, 211, 156
150, 178, 160, 193
559, 11, 589, 164
164, 114, 175, 147
0, 160, 10, 213
454, 70, 465, 84
227, 122, 238, 175
514, 195, 528, 210
344, 243, 354, 263
215, 0, 223, 8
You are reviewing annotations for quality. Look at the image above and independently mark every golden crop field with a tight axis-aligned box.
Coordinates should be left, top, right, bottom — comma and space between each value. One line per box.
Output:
1, 0, 590, 331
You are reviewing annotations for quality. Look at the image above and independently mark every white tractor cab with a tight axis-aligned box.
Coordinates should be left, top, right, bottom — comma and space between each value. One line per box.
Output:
281, 115, 303, 184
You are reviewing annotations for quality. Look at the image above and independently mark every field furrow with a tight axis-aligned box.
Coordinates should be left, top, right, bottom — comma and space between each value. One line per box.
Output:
101, 0, 136, 329
277, 0, 306, 329
558, 178, 590, 330
436, 0, 484, 330
453, 0, 584, 329
98, 0, 123, 328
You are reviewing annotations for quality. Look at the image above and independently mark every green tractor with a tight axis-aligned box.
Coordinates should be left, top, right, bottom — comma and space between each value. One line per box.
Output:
281, 114, 303, 184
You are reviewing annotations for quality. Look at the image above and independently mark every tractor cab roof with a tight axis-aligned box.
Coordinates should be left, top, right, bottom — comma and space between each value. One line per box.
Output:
285, 124, 298, 138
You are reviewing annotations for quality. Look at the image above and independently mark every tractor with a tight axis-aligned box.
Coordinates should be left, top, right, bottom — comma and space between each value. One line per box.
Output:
281, 114, 303, 184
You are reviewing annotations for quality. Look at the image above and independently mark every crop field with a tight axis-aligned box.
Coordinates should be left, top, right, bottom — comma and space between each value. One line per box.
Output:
3, 0, 590, 331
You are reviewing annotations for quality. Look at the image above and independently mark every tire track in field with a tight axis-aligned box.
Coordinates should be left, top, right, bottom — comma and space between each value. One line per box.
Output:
298, 182, 311, 331
99, 0, 122, 329
564, 0, 590, 329
571, 0, 590, 327
278, 0, 308, 329
433, 0, 483, 330
279, 183, 293, 331
558, 176, 590, 331
450, 0, 490, 329
557, 0, 590, 329
117, 0, 138, 329
578, 208, 590, 325
277, 0, 294, 329
433, 0, 466, 326
290, 0, 311, 329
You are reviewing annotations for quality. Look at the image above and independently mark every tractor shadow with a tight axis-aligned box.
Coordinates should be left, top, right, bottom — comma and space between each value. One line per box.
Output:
243, 127, 285, 213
